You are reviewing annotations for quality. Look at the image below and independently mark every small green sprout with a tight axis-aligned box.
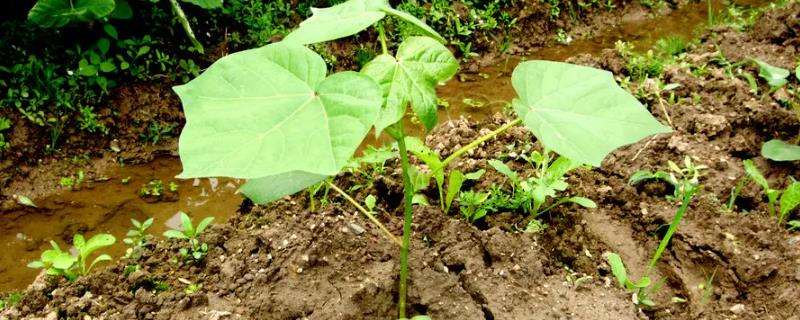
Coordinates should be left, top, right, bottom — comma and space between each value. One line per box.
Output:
752, 58, 790, 91
179, 278, 202, 294
605, 252, 660, 307
0, 292, 23, 310
163, 212, 214, 262
736, 160, 800, 224
28, 234, 116, 281
124, 218, 154, 259
168, 181, 179, 192
60, 170, 85, 190
364, 194, 377, 213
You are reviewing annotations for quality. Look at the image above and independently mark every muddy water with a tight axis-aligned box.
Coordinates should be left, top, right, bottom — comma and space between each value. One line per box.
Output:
0, 0, 766, 293
0, 158, 242, 292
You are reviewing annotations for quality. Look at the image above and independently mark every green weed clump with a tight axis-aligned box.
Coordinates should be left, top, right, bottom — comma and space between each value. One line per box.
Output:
163, 212, 215, 262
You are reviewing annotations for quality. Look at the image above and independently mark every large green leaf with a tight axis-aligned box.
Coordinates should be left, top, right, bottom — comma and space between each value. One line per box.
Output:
282, 0, 444, 45
283, 0, 388, 45
361, 37, 458, 133
175, 42, 382, 183
761, 139, 800, 161
183, 0, 222, 9
512, 61, 672, 167
78, 234, 116, 259
239, 171, 328, 204
28, 0, 116, 28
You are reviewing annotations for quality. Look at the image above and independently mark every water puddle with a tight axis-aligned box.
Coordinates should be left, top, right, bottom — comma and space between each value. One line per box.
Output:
0, 158, 241, 292
0, 0, 767, 293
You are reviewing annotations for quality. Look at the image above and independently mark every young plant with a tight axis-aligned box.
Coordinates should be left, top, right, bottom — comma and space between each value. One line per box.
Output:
488, 150, 596, 216
605, 252, 661, 307
172, 0, 668, 316
737, 160, 800, 224
28, 234, 116, 281
124, 218, 154, 259
630, 157, 703, 268
458, 190, 490, 222
163, 212, 214, 262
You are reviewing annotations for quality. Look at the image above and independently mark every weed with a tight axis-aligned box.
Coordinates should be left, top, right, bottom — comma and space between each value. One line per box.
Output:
163, 212, 214, 262
124, 218, 154, 260
629, 156, 706, 201
458, 190, 491, 222
0, 292, 23, 310
735, 160, 800, 224
141, 122, 177, 145
605, 252, 661, 307
60, 170, 86, 190
488, 150, 596, 216
28, 234, 116, 281
0, 117, 11, 151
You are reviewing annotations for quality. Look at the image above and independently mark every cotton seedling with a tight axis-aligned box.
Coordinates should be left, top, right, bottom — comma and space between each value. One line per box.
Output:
163, 212, 214, 262
172, 0, 668, 316
28, 233, 116, 281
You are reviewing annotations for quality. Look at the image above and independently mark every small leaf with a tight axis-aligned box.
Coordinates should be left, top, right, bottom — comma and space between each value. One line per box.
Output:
761, 139, 800, 162
445, 170, 466, 212
743, 159, 770, 191
179, 212, 194, 236
605, 252, 628, 289
89, 254, 113, 271
464, 169, 485, 180
163, 230, 188, 239
752, 59, 790, 90
283, 0, 388, 45
780, 182, 800, 222
99, 61, 116, 73
364, 194, 377, 211
412, 194, 429, 206
488, 160, 519, 185
27, 261, 45, 269
362, 37, 458, 133
566, 196, 597, 208
81, 234, 115, 259
103, 24, 118, 39
512, 61, 672, 167
195, 217, 214, 235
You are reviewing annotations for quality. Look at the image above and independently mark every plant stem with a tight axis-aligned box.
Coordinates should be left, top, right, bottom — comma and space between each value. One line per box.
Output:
327, 181, 402, 247
442, 118, 522, 167
648, 184, 697, 269
169, 0, 204, 54
377, 24, 389, 55
392, 122, 415, 319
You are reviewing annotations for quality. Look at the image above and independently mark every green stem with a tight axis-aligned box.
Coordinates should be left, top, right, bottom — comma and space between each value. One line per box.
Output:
169, 0, 204, 54
441, 118, 522, 167
648, 184, 697, 269
377, 24, 389, 55
327, 181, 403, 247
392, 122, 415, 319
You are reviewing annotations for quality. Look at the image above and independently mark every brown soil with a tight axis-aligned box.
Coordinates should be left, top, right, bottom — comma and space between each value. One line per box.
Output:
3, 2, 800, 320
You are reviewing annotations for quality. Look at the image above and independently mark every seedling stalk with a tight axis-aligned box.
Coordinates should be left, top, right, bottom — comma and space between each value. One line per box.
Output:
390, 122, 415, 319
327, 181, 402, 246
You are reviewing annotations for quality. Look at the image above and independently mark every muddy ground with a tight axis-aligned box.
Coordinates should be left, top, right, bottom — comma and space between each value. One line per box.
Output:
2, 1, 800, 320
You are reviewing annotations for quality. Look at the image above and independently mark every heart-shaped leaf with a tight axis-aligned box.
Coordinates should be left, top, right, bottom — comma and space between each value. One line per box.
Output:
761, 139, 800, 161
512, 61, 672, 167
28, 0, 116, 28
175, 42, 382, 188
361, 36, 457, 133
282, 0, 444, 45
